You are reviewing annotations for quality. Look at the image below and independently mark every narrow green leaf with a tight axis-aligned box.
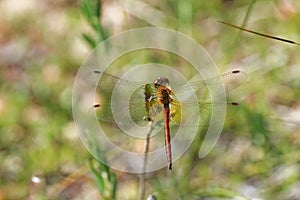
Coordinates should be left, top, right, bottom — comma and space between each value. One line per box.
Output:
95, 0, 101, 18
88, 160, 105, 193
111, 173, 118, 199
82, 33, 96, 48
81, 0, 93, 21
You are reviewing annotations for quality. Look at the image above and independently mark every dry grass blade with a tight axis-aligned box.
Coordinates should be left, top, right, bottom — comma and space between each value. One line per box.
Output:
218, 20, 300, 46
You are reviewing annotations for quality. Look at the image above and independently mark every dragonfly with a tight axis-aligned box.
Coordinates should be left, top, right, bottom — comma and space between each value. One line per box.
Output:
92, 69, 247, 170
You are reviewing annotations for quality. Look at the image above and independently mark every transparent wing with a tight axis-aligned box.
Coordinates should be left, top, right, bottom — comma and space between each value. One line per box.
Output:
174, 70, 247, 102
94, 70, 149, 85
93, 71, 161, 126
169, 70, 246, 127
94, 70, 247, 102
93, 70, 246, 128
93, 69, 246, 102
93, 70, 145, 96
170, 100, 242, 127
94, 100, 242, 129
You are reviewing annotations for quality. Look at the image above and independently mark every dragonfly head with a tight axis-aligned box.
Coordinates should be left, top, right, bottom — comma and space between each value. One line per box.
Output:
154, 77, 170, 89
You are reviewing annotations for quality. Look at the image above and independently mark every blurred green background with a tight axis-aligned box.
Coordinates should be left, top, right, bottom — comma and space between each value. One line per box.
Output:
1, 0, 300, 199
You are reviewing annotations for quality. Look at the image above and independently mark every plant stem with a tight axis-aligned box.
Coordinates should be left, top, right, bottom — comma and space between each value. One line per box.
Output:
139, 122, 154, 200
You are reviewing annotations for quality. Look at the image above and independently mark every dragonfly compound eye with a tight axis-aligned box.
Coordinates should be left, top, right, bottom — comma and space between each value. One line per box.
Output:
154, 77, 170, 88
154, 77, 161, 88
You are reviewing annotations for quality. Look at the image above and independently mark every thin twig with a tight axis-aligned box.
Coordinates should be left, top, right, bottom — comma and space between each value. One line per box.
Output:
139, 122, 154, 200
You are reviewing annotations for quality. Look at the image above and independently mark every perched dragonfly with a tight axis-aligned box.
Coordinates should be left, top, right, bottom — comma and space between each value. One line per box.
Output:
93, 70, 247, 170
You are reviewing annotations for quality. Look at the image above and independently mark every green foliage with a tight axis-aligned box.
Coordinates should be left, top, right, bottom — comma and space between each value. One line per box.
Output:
81, 0, 300, 199
1, 0, 300, 199
194, 187, 249, 200
88, 159, 117, 200
85, 131, 117, 199
81, 0, 118, 198
81, 0, 109, 48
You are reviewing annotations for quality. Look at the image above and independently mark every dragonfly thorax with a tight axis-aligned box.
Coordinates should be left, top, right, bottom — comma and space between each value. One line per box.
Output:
154, 77, 173, 108
157, 86, 173, 108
